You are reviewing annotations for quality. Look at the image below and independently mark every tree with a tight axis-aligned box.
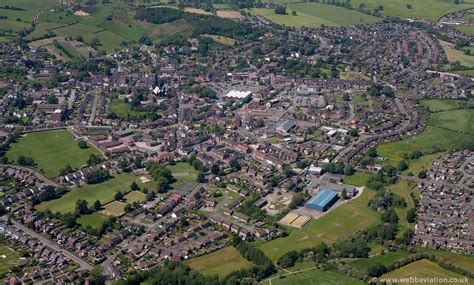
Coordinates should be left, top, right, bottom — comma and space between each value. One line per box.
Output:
291, 10, 297, 16
343, 165, 354, 176
114, 191, 124, 201
77, 140, 88, 149
274, 6, 286, 14
367, 148, 378, 158
75, 199, 89, 215
367, 263, 387, 277
90, 266, 105, 285
397, 160, 408, 171
406, 208, 416, 223
130, 181, 140, 191
93, 200, 101, 211
210, 164, 220, 175
282, 164, 293, 176
196, 172, 205, 183
418, 170, 427, 179
124, 203, 132, 212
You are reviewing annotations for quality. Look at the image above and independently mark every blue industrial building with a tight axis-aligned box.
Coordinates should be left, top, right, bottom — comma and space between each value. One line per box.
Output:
305, 189, 339, 212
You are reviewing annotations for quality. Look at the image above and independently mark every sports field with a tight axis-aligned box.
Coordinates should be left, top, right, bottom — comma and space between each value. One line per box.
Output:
7, 129, 100, 178
0, 246, 20, 275
185, 246, 254, 279
259, 188, 379, 261
125, 191, 147, 203
36, 173, 143, 213
381, 259, 470, 284
102, 200, 126, 216
77, 213, 109, 229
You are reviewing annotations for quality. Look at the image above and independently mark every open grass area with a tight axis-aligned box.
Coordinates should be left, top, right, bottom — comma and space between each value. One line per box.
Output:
0, 246, 20, 275
77, 213, 109, 229
167, 162, 198, 191
36, 173, 144, 213
259, 188, 379, 261
7, 129, 100, 178
441, 41, 474, 67
185, 246, 254, 279
415, 248, 474, 273
125, 190, 146, 203
429, 109, 474, 135
402, 153, 442, 177
348, 250, 410, 274
203, 34, 236, 46
263, 267, 365, 285
454, 25, 474, 36
343, 171, 372, 187
246, 8, 333, 28
381, 259, 470, 284
102, 200, 126, 216
421, 99, 465, 112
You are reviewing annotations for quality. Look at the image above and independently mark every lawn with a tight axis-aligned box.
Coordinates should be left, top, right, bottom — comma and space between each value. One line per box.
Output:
259, 188, 379, 261
0, 246, 20, 275
77, 213, 109, 229
185, 246, 254, 279
7, 129, 100, 178
421, 99, 464, 112
348, 250, 410, 274
381, 259, 470, 284
102, 200, 126, 216
263, 268, 365, 285
125, 190, 146, 203
109, 98, 148, 119
343, 171, 372, 187
36, 173, 143, 213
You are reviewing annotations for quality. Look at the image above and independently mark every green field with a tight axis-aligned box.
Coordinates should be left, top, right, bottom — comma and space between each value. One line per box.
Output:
36, 173, 143, 213
7, 130, 100, 178
348, 250, 410, 274
444, 45, 474, 67
109, 98, 148, 119
454, 25, 474, 36
343, 171, 372, 187
402, 153, 442, 177
167, 162, 198, 190
203, 34, 236, 46
259, 188, 379, 261
381, 259, 470, 284
263, 268, 365, 285
185, 246, 254, 279
0, 246, 20, 275
415, 248, 474, 274
247, 2, 380, 28
77, 213, 109, 229
377, 103, 474, 163
102, 200, 126, 216
125, 190, 146, 203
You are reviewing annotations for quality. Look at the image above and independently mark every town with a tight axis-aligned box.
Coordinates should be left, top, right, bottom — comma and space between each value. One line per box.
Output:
0, 0, 473, 284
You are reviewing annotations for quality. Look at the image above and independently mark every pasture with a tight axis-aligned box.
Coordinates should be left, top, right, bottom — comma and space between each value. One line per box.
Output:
0, 246, 20, 275
185, 246, 254, 279
36, 173, 143, 213
77, 213, 109, 229
259, 188, 379, 261
381, 259, 469, 284
7, 129, 100, 178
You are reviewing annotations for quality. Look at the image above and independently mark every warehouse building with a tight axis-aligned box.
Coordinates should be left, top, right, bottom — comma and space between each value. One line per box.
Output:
305, 189, 339, 212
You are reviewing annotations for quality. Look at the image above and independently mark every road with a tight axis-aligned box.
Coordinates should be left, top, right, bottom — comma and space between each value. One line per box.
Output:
88, 94, 99, 125
0, 164, 59, 187
4, 218, 93, 271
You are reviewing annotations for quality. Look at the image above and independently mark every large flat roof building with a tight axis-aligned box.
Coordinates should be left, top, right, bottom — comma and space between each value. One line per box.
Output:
305, 189, 339, 212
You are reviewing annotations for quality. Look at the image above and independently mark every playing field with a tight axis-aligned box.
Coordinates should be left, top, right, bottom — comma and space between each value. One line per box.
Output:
102, 200, 126, 216
0, 246, 20, 275
7, 129, 100, 178
348, 250, 410, 274
264, 267, 365, 285
125, 191, 146, 203
36, 173, 143, 213
185, 246, 254, 279
381, 259, 470, 284
77, 213, 109, 229
259, 188, 379, 261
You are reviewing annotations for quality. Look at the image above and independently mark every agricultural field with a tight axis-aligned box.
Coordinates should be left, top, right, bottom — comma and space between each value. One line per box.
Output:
263, 267, 365, 285
125, 190, 147, 203
402, 153, 442, 177
0, 246, 20, 275
0, 0, 60, 32
36, 173, 144, 214
246, 8, 333, 28
185, 246, 254, 279
259, 188, 379, 261
77, 213, 109, 229
381, 259, 469, 284
348, 250, 410, 274
7, 129, 100, 178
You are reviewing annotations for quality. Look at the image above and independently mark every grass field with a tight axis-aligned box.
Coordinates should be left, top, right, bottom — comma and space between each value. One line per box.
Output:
125, 190, 146, 203
167, 162, 198, 191
36, 173, 143, 213
259, 188, 379, 261
381, 259, 470, 284
77, 213, 109, 229
109, 98, 147, 119
442, 42, 474, 67
348, 250, 410, 274
7, 129, 100, 178
263, 268, 365, 285
0, 246, 20, 275
185, 246, 254, 279
102, 200, 126, 216
416, 248, 474, 273
429, 109, 474, 135
421, 99, 464, 112
454, 25, 474, 36
343, 171, 372, 187
402, 153, 442, 177
203, 34, 236, 46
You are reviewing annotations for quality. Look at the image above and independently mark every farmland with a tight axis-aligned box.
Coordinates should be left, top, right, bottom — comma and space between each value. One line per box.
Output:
381, 259, 469, 284
185, 246, 254, 279
36, 173, 143, 214
259, 188, 379, 261
0, 246, 20, 275
7, 129, 100, 178
443, 44, 474, 67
